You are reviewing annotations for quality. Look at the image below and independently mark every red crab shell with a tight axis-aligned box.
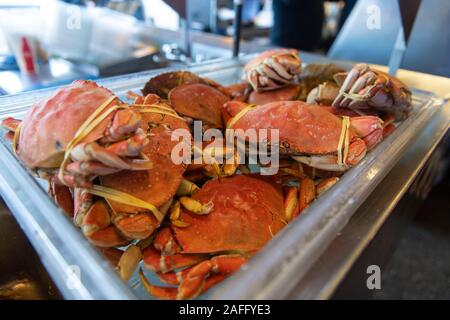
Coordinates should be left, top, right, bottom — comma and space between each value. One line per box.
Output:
79, 100, 190, 245
142, 71, 228, 98
17, 80, 120, 168
172, 175, 286, 254
227, 101, 366, 165
168, 83, 229, 128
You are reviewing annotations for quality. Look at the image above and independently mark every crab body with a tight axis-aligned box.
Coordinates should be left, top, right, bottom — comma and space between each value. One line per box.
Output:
140, 175, 287, 299
142, 71, 230, 129
224, 100, 367, 172
78, 95, 191, 247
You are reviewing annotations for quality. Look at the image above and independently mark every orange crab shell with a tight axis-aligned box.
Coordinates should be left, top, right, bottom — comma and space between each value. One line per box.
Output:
17, 80, 120, 169
172, 175, 287, 254
229, 101, 365, 162
168, 83, 230, 128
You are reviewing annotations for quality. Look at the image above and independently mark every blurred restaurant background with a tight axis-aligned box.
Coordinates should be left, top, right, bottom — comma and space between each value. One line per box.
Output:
0, 0, 448, 94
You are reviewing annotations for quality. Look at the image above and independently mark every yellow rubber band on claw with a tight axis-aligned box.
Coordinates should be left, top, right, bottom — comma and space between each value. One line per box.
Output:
87, 184, 164, 223
226, 104, 257, 129
343, 117, 350, 165
137, 107, 185, 121
337, 116, 350, 168
133, 103, 185, 121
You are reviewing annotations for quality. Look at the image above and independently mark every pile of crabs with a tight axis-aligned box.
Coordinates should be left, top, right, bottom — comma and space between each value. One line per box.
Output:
1, 49, 412, 299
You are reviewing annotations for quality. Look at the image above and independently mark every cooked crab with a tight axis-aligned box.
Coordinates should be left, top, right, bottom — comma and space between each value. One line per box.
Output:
139, 174, 309, 299
1, 80, 151, 188
142, 71, 230, 129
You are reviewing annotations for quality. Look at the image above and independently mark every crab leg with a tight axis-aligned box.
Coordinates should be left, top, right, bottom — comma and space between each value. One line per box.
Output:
298, 178, 315, 213
145, 255, 246, 299
156, 269, 228, 296
350, 116, 384, 150
284, 178, 316, 222
81, 200, 129, 247
292, 138, 367, 171
49, 179, 74, 217
1, 117, 21, 132
70, 138, 152, 172
269, 57, 297, 80
1, 117, 21, 142
143, 246, 208, 273
383, 123, 396, 138
333, 64, 370, 107
153, 227, 182, 254
139, 269, 178, 300
156, 268, 192, 285
74, 188, 93, 225
316, 177, 339, 197
258, 63, 290, 84
284, 187, 299, 222
177, 254, 247, 299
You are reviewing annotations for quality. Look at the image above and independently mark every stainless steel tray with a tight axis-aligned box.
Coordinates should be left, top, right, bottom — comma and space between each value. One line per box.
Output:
0, 55, 442, 299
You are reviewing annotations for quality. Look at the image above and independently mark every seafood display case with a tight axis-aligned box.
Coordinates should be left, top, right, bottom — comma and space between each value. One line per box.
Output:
0, 54, 444, 299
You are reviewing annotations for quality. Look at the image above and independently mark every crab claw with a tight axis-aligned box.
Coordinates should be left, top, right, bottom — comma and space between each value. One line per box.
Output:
284, 187, 299, 222
243, 49, 302, 92
350, 116, 384, 150
332, 64, 412, 120
176, 255, 247, 299
117, 245, 142, 282
141, 255, 246, 300
49, 180, 74, 217
106, 108, 142, 142
139, 268, 178, 300
81, 200, 129, 247
143, 246, 207, 273
316, 177, 339, 197
69, 133, 152, 173
114, 212, 160, 240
